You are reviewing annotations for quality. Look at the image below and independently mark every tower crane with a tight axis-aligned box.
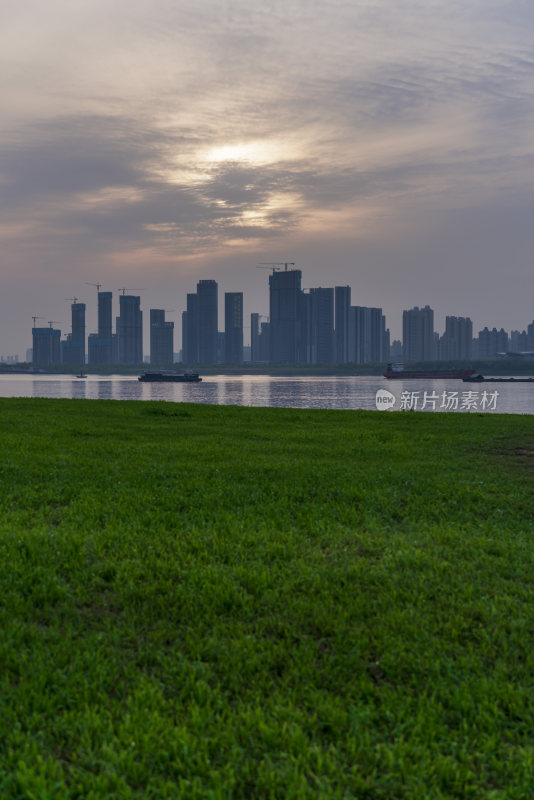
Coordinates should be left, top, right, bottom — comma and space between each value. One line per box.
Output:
85, 282, 102, 293
32, 315, 43, 328
47, 320, 61, 328
64, 297, 79, 305
118, 287, 146, 295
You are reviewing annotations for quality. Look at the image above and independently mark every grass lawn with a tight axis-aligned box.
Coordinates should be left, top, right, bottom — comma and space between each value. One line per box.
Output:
1, 398, 534, 798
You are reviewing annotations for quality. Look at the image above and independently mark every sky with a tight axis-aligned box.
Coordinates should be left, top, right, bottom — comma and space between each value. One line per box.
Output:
2, 0, 534, 355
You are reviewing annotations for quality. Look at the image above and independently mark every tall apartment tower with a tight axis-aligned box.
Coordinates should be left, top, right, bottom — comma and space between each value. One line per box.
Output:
402, 305, 435, 362
150, 309, 174, 366
348, 306, 388, 364
250, 313, 261, 362
88, 291, 113, 364
32, 327, 61, 367
118, 294, 143, 364
439, 316, 473, 360
307, 288, 335, 364
182, 293, 198, 364
269, 268, 304, 363
477, 327, 509, 359
335, 286, 351, 363
510, 329, 528, 352
62, 302, 86, 365
197, 280, 218, 363
259, 321, 271, 361
224, 292, 243, 363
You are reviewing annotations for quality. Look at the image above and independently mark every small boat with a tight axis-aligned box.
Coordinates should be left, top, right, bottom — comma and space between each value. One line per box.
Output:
463, 375, 534, 383
384, 363, 476, 380
76, 370, 87, 379
138, 370, 202, 383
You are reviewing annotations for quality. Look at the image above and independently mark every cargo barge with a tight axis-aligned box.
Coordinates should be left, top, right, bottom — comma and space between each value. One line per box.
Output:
384, 364, 476, 380
463, 375, 534, 383
138, 371, 202, 383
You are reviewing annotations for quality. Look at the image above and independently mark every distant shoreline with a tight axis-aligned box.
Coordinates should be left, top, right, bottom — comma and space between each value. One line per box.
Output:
3, 360, 534, 377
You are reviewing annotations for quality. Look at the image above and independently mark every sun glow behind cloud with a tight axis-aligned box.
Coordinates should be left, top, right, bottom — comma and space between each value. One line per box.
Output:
204, 140, 297, 167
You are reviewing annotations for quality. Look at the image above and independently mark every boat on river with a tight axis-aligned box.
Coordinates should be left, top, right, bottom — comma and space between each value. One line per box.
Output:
138, 371, 202, 383
462, 375, 534, 383
384, 363, 476, 380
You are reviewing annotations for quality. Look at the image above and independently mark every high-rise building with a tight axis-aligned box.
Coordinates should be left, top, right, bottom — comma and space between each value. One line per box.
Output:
181, 281, 218, 364
307, 288, 334, 363
96, 292, 112, 338
403, 306, 435, 362
259, 322, 271, 361
217, 331, 225, 362
32, 327, 61, 367
510, 329, 528, 352
62, 302, 86, 365
118, 294, 143, 364
197, 280, 218, 363
348, 306, 388, 363
250, 314, 271, 362
182, 293, 198, 364
390, 339, 403, 361
250, 313, 261, 362
269, 268, 305, 363
150, 309, 174, 366
477, 327, 508, 359
224, 293, 243, 363
438, 316, 472, 360
88, 291, 113, 365
335, 286, 351, 363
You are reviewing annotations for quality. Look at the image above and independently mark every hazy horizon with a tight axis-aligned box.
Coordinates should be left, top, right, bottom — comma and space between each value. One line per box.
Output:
3, 0, 534, 355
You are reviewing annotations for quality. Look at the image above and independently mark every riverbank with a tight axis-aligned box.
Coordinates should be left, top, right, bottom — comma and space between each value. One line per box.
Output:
4, 357, 534, 376
1, 399, 534, 797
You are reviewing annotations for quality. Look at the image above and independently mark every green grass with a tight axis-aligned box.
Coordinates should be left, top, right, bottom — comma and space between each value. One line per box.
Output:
1, 398, 534, 798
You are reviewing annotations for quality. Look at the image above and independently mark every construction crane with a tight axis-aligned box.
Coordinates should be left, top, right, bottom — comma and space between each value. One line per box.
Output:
32, 315, 43, 328
257, 261, 296, 273
118, 287, 146, 295
85, 282, 102, 293
64, 296, 79, 305
47, 320, 61, 328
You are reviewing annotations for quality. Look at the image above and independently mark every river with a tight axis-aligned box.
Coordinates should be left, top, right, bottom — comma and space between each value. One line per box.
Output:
0, 373, 532, 414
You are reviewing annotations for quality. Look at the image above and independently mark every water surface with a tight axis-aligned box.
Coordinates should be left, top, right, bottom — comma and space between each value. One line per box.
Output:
0, 374, 532, 414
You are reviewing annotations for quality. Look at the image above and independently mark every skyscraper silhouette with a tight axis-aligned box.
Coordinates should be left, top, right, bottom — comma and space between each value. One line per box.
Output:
197, 280, 218, 363
403, 306, 435, 362
32, 327, 61, 367
88, 291, 113, 364
349, 306, 388, 363
335, 286, 351, 363
62, 302, 86, 365
118, 295, 143, 364
269, 268, 304, 363
307, 288, 335, 363
224, 292, 243, 363
150, 309, 174, 366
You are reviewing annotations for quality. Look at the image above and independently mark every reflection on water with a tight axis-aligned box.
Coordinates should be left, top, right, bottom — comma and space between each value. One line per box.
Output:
1, 373, 533, 414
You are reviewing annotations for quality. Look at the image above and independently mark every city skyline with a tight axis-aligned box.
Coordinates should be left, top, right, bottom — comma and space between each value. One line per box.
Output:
25, 274, 534, 367
7, 267, 534, 360
3, 1, 534, 353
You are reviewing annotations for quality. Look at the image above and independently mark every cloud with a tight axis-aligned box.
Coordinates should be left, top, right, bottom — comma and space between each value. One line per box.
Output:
2, 0, 534, 352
